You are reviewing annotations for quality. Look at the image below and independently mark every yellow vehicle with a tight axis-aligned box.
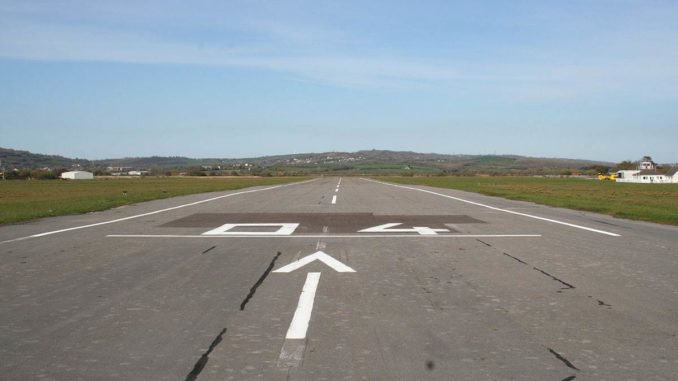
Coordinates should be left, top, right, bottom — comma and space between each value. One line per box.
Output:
597, 173, 618, 181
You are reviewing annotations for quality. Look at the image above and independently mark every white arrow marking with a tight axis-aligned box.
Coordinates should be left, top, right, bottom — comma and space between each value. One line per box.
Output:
285, 272, 321, 339
359, 222, 449, 235
273, 251, 356, 273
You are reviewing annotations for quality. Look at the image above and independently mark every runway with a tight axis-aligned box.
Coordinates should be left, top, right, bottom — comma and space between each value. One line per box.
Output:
1, 177, 676, 380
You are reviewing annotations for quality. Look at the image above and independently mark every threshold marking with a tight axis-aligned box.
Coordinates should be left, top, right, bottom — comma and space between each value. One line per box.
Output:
363, 178, 620, 237
107, 234, 541, 239
0, 179, 318, 245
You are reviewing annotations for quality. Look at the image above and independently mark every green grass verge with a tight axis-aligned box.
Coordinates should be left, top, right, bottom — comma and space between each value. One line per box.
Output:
380, 176, 678, 226
0, 177, 310, 224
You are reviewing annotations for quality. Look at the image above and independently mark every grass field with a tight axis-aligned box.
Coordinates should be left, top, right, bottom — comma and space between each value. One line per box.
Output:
381, 176, 678, 226
0, 177, 309, 224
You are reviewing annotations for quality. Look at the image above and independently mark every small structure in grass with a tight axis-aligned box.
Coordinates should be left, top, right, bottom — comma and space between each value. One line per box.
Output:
60, 171, 94, 180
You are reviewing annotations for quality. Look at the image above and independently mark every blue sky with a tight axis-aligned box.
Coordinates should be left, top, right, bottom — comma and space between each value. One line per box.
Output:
1, 0, 677, 162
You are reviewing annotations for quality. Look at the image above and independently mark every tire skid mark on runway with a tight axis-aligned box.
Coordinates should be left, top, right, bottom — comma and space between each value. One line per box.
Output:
240, 251, 282, 311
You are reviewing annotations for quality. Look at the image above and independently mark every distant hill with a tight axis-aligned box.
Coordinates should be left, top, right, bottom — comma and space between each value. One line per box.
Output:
0, 147, 614, 175
240, 150, 613, 175
0, 147, 91, 170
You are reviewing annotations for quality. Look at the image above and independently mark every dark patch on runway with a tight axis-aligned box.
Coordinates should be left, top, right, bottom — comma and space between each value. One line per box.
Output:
425, 359, 435, 370
161, 213, 484, 233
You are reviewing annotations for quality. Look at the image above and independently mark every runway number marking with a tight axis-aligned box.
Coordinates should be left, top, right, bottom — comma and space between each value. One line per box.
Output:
359, 222, 450, 235
202, 223, 299, 236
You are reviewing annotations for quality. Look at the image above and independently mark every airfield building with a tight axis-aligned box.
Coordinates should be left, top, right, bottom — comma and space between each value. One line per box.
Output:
60, 171, 94, 180
615, 157, 678, 183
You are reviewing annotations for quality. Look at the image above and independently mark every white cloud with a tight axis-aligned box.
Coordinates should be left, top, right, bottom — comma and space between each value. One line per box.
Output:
1, 0, 677, 95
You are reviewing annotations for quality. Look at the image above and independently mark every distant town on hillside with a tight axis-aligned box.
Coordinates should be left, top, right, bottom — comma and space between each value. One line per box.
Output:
0, 147, 674, 179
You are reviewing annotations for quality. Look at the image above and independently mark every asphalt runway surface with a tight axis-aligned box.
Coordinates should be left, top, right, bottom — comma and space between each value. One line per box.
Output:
1, 177, 676, 380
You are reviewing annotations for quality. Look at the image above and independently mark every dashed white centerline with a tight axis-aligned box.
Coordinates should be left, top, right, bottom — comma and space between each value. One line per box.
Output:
331, 177, 341, 204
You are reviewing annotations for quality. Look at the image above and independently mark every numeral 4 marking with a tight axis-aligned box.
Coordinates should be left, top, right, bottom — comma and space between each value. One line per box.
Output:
358, 223, 449, 235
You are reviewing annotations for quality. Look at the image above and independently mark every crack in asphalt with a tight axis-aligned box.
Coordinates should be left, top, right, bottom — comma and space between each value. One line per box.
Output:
548, 348, 580, 371
597, 299, 612, 307
502, 252, 528, 265
477, 238, 576, 290
184, 251, 284, 380
184, 328, 227, 381
561, 376, 577, 381
201, 245, 216, 254
534, 267, 575, 289
240, 251, 282, 311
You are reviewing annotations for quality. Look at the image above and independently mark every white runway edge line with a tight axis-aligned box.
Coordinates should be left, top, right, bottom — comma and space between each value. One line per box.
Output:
286, 272, 321, 339
0, 179, 318, 244
362, 178, 621, 237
